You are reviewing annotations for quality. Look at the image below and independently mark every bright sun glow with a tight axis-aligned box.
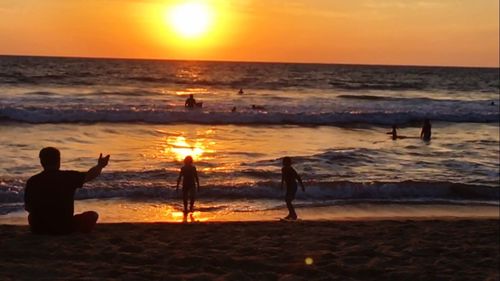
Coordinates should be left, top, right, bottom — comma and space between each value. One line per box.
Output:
168, 2, 213, 38
166, 136, 205, 161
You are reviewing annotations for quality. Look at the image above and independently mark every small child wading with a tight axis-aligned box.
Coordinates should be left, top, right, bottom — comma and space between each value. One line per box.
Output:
281, 157, 305, 220
176, 156, 200, 214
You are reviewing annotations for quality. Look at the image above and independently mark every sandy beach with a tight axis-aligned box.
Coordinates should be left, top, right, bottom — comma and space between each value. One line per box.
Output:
0, 219, 498, 280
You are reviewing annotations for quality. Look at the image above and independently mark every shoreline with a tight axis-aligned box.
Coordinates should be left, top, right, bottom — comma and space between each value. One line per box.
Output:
1, 219, 498, 280
2, 199, 498, 225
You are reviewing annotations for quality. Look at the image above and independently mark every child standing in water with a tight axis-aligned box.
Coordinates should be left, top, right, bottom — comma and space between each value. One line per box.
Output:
176, 156, 200, 214
281, 157, 305, 220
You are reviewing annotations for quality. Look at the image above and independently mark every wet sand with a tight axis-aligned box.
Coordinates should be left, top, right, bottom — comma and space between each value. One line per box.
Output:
0, 219, 498, 280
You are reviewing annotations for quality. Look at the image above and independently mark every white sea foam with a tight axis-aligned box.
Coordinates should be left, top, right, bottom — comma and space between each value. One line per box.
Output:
1, 106, 498, 125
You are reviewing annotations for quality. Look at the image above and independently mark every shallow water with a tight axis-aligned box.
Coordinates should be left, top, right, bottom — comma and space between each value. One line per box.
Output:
0, 122, 498, 213
1, 199, 498, 225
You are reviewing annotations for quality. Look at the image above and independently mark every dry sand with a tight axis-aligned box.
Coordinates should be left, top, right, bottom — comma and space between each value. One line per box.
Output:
0, 219, 498, 281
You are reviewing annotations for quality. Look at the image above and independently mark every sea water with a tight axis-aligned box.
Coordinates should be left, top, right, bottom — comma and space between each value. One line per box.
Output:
0, 56, 498, 223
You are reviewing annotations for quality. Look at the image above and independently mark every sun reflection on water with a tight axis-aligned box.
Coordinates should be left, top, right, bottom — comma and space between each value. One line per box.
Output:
161, 130, 216, 162
164, 206, 211, 223
168, 136, 204, 161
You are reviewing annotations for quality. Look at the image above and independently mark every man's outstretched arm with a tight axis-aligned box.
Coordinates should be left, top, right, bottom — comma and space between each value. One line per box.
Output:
85, 153, 110, 183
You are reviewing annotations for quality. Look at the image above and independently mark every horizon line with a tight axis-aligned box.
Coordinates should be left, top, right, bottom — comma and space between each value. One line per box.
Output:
0, 53, 498, 69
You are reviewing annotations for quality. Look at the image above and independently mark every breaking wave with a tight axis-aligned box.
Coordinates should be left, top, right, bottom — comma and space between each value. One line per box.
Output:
1, 107, 498, 125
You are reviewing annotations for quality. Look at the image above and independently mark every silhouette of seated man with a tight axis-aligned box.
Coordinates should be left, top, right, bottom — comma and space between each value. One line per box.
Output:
185, 94, 196, 108
24, 147, 110, 235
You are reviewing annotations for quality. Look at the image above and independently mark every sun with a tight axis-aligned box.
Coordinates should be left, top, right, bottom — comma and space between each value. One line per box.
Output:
167, 2, 213, 38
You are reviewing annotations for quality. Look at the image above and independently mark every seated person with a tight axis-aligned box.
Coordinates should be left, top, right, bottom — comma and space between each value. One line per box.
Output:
24, 147, 110, 235
185, 94, 196, 108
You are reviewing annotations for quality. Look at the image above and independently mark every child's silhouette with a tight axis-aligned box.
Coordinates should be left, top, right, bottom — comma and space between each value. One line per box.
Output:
280, 157, 305, 220
176, 156, 200, 214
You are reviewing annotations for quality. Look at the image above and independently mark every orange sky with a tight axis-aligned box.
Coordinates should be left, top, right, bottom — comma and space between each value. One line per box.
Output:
0, 0, 498, 67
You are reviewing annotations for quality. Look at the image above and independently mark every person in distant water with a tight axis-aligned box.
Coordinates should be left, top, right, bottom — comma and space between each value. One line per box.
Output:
185, 94, 196, 108
387, 125, 398, 140
281, 157, 305, 220
251, 105, 265, 110
420, 119, 432, 141
231, 106, 237, 112
24, 147, 110, 235
238, 88, 244, 95
176, 156, 200, 214
387, 125, 410, 140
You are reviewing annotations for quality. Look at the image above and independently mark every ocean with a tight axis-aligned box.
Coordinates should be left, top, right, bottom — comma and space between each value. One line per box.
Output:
0, 55, 498, 222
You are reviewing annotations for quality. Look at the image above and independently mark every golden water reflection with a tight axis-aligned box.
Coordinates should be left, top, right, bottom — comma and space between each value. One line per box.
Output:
161, 130, 216, 162
167, 136, 204, 161
164, 206, 211, 223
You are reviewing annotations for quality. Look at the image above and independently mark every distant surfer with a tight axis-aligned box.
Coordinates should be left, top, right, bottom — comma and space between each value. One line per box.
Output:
387, 125, 398, 140
238, 88, 244, 95
231, 106, 237, 112
185, 94, 203, 108
281, 157, 305, 220
420, 119, 432, 141
176, 156, 200, 214
185, 94, 196, 108
251, 105, 265, 110
386, 125, 408, 140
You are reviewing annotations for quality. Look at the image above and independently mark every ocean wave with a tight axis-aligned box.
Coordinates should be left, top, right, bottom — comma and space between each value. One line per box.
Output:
337, 94, 443, 102
0, 106, 498, 125
84, 90, 165, 97
330, 80, 427, 91
1, 180, 498, 204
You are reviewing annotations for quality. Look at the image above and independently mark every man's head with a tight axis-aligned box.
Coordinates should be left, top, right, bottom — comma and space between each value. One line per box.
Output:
39, 147, 60, 170
283, 156, 292, 167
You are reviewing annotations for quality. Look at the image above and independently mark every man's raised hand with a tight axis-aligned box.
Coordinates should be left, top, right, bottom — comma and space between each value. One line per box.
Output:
97, 153, 110, 168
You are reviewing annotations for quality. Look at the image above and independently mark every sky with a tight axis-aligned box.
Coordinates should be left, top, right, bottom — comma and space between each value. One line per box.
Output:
0, 0, 498, 67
